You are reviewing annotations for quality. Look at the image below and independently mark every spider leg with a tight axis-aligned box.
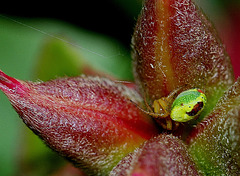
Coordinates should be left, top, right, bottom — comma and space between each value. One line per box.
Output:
145, 111, 169, 118
156, 118, 173, 130
166, 118, 172, 130
143, 95, 154, 112
156, 85, 188, 114
129, 99, 169, 118
165, 85, 186, 103
159, 121, 167, 130
166, 84, 188, 102
174, 122, 180, 129
155, 98, 169, 114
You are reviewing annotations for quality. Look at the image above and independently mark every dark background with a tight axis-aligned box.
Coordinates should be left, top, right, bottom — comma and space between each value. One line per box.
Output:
1, 1, 141, 47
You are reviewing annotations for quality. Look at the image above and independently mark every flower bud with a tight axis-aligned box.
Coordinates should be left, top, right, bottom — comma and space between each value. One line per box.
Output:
132, 0, 234, 117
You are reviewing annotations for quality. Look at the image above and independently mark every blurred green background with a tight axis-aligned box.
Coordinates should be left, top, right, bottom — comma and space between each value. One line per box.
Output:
0, 0, 239, 175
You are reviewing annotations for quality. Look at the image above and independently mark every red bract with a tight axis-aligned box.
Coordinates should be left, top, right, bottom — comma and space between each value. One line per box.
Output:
0, 70, 159, 175
110, 134, 200, 176
1, 0, 240, 175
132, 0, 234, 120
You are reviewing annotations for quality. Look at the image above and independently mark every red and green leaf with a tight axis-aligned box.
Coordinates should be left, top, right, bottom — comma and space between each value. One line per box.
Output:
0, 70, 159, 175
110, 134, 200, 176
132, 0, 234, 120
188, 79, 240, 175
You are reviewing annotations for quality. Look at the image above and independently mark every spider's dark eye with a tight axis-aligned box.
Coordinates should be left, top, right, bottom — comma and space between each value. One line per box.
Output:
186, 102, 203, 116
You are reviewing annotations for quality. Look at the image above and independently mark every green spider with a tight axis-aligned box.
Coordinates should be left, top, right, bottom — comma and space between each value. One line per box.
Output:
137, 88, 207, 130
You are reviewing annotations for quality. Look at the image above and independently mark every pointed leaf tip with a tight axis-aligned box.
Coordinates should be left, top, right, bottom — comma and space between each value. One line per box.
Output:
0, 70, 28, 95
